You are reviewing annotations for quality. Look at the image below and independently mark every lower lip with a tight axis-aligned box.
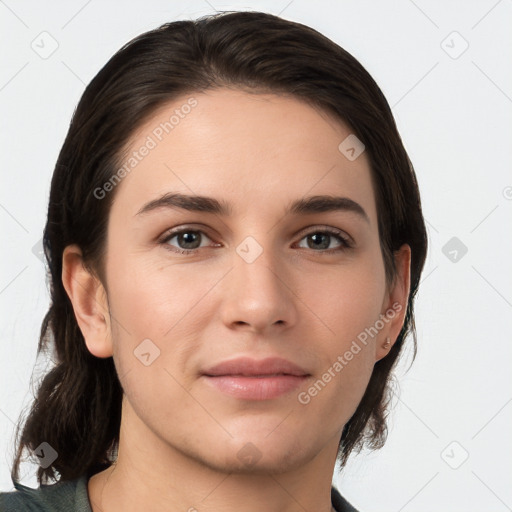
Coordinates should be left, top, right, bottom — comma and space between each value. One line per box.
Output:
203, 375, 309, 400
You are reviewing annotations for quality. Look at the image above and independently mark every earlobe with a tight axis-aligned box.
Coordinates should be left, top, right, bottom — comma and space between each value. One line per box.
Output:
375, 244, 411, 362
61, 244, 113, 358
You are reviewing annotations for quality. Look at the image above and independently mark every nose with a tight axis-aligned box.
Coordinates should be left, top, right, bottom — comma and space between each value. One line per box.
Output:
219, 241, 298, 336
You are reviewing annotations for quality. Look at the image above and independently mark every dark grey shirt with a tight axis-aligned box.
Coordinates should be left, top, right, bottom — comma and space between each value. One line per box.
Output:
0, 476, 359, 511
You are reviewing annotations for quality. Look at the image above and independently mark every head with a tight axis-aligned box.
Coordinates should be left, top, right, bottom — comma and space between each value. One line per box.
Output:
12, 11, 427, 484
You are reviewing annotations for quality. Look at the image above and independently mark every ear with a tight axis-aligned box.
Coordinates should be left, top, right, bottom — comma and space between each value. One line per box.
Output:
375, 244, 411, 362
61, 244, 113, 358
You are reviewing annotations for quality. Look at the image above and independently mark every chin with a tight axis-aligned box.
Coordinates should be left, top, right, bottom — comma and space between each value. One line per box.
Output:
220, 432, 320, 475
206, 446, 313, 476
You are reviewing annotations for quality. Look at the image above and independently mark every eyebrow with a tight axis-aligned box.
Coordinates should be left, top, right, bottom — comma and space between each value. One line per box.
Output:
135, 193, 370, 224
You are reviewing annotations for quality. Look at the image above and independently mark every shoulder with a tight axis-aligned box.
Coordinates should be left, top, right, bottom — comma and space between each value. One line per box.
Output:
331, 485, 360, 512
0, 475, 92, 512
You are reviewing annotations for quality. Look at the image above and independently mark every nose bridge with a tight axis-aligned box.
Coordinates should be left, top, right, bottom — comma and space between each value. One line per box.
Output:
234, 234, 285, 301
222, 234, 296, 331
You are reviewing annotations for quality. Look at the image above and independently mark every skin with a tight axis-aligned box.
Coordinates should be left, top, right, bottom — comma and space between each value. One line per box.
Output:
62, 88, 410, 512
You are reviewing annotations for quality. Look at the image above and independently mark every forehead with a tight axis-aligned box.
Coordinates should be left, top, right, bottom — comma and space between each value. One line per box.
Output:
111, 87, 377, 223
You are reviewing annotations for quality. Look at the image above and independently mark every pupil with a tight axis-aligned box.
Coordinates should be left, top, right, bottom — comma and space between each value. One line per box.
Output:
310, 233, 329, 249
180, 232, 199, 248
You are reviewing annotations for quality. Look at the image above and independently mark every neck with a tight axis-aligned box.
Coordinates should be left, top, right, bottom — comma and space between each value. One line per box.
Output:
87, 401, 340, 512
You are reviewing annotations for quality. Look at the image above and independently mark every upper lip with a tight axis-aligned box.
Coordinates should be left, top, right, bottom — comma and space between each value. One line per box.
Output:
202, 357, 310, 377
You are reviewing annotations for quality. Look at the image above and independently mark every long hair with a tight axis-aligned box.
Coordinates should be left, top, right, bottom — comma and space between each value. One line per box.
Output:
11, 10, 428, 484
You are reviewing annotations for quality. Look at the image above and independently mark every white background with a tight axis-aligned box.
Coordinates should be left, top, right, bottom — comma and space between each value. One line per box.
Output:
1, 1, 511, 511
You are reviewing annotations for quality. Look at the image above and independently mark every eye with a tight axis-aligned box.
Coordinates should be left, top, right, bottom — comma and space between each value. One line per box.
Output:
159, 226, 353, 256
160, 228, 216, 255
296, 228, 352, 253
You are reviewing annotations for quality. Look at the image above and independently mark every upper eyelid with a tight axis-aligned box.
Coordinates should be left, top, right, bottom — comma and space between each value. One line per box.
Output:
161, 227, 214, 242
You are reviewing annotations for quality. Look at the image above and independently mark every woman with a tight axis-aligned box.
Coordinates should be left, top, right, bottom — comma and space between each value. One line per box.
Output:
0, 10, 427, 512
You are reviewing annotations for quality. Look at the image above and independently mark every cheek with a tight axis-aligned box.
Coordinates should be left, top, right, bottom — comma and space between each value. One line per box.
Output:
105, 254, 228, 386
105, 257, 217, 436
307, 252, 387, 347
299, 252, 386, 413
107, 254, 216, 338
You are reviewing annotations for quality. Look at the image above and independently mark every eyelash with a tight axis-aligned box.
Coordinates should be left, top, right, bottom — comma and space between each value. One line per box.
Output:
158, 226, 353, 256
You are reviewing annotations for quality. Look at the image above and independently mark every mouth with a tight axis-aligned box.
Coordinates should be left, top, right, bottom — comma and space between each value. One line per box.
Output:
201, 357, 310, 400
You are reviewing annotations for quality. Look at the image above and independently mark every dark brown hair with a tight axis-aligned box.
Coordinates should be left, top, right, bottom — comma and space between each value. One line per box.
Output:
11, 10, 427, 485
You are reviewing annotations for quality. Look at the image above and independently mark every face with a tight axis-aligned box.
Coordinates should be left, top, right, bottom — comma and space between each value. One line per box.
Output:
80, 88, 409, 474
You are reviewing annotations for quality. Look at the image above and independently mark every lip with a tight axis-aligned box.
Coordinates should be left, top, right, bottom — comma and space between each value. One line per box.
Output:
201, 357, 310, 401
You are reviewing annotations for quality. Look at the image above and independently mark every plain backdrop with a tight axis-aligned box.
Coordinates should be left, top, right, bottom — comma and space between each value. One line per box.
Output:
1, 1, 511, 511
